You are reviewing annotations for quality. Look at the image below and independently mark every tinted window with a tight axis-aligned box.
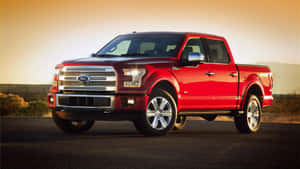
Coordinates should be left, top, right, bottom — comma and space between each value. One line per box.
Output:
206, 39, 230, 64
106, 40, 131, 55
97, 34, 185, 57
139, 42, 155, 54
181, 38, 207, 63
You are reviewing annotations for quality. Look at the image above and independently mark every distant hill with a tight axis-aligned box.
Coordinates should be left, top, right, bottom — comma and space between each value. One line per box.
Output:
258, 62, 300, 94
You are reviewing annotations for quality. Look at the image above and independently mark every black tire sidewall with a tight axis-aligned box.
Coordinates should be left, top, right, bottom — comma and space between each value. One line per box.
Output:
234, 95, 262, 133
52, 110, 94, 133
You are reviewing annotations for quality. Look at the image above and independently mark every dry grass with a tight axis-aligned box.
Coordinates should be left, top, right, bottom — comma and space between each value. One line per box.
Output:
0, 93, 49, 117
263, 95, 300, 114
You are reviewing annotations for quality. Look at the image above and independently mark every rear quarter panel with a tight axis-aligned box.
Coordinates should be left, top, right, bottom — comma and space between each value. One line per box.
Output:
237, 64, 273, 109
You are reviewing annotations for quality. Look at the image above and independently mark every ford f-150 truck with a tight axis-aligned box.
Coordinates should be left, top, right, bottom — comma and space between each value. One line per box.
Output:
48, 32, 273, 136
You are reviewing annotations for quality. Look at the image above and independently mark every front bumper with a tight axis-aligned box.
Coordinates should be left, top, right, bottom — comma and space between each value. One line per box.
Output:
48, 93, 148, 120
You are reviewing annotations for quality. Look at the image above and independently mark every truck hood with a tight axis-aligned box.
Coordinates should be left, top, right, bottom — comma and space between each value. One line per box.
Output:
62, 56, 176, 65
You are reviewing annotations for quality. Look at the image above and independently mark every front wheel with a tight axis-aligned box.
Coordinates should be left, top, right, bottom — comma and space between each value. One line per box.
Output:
133, 89, 177, 136
234, 95, 262, 133
52, 111, 95, 133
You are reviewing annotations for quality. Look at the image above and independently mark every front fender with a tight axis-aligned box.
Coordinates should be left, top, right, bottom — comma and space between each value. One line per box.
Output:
145, 71, 180, 95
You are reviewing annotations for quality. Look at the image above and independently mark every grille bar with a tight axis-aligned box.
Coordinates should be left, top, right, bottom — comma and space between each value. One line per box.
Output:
61, 72, 115, 76
62, 66, 114, 72
58, 86, 116, 91
61, 81, 116, 86
59, 76, 116, 81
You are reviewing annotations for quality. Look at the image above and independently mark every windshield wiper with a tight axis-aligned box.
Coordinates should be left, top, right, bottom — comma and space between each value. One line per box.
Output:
120, 53, 149, 57
95, 54, 120, 57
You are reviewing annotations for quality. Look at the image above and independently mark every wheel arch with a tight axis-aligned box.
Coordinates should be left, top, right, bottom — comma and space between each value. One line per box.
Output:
148, 80, 179, 105
241, 82, 264, 110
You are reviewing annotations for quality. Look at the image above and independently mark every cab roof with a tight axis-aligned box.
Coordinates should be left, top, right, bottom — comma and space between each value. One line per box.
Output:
124, 31, 224, 39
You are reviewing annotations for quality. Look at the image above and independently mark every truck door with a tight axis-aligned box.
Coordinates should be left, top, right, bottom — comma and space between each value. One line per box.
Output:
171, 37, 214, 110
204, 38, 238, 109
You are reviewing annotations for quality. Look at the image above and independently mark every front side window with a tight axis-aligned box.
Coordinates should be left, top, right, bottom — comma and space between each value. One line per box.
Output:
206, 39, 230, 64
181, 38, 207, 63
97, 34, 185, 57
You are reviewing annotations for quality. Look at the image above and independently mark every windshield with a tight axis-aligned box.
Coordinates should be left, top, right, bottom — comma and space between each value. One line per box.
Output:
96, 34, 185, 57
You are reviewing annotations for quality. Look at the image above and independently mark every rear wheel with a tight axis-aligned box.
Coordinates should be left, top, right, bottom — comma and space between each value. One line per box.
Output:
234, 95, 262, 133
133, 89, 177, 136
52, 111, 94, 133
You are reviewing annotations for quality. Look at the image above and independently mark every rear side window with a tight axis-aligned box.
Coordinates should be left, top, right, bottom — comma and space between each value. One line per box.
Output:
139, 42, 156, 54
206, 39, 230, 64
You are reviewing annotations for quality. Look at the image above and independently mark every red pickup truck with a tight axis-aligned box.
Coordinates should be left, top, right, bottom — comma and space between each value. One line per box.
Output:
48, 32, 273, 136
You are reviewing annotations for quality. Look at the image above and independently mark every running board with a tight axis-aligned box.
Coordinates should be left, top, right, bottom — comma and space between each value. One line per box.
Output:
178, 110, 243, 116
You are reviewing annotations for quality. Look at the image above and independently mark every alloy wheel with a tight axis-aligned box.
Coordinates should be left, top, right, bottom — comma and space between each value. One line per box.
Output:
146, 96, 173, 130
247, 100, 260, 130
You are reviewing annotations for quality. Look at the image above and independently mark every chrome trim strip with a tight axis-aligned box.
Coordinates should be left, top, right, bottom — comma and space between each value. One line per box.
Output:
59, 76, 116, 81
58, 86, 116, 91
56, 94, 115, 109
62, 66, 114, 72
264, 95, 273, 100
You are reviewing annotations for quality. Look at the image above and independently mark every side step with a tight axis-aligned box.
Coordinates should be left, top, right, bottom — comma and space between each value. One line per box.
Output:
178, 110, 244, 116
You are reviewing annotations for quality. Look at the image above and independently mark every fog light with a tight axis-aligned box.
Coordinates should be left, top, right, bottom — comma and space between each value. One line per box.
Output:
49, 96, 54, 104
127, 99, 135, 105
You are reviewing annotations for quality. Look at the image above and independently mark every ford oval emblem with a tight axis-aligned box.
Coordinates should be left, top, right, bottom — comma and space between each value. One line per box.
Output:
78, 75, 90, 82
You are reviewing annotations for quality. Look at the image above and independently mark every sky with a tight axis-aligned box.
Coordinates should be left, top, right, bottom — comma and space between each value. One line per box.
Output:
0, 0, 299, 84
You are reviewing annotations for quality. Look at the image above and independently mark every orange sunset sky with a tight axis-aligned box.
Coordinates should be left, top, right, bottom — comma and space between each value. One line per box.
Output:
0, 0, 299, 84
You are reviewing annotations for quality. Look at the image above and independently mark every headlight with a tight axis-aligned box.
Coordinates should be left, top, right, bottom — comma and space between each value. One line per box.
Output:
51, 79, 57, 87
52, 68, 60, 87
123, 68, 146, 88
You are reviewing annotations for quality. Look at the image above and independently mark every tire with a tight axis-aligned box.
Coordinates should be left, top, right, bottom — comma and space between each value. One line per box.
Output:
52, 111, 95, 133
234, 95, 262, 133
133, 88, 177, 136
173, 115, 187, 130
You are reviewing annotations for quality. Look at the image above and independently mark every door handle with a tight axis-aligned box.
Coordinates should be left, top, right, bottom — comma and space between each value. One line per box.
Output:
205, 72, 215, 76
230, 72, 238, 77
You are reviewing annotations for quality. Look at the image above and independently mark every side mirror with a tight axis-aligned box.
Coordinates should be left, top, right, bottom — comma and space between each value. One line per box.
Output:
187, 52, 205, 64
90, 53, 97, 57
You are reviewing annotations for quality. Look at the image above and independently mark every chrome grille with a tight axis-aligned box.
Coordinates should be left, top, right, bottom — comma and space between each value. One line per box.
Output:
58, 66, 117, 92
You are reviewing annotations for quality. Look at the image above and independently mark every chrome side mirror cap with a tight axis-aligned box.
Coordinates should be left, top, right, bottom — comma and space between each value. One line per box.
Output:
187, 52, 205, 63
